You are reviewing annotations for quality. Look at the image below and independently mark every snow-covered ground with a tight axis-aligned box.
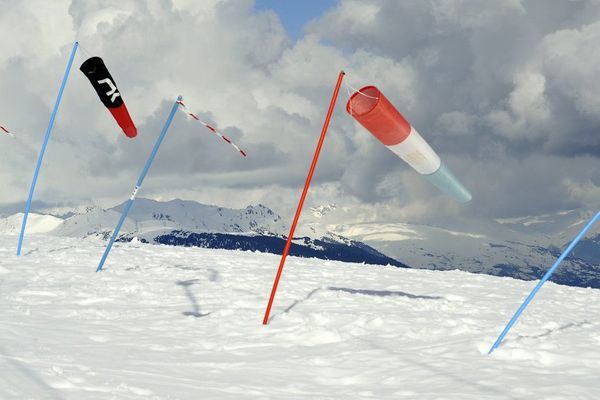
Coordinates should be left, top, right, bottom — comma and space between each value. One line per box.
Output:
1, 234, 599, 399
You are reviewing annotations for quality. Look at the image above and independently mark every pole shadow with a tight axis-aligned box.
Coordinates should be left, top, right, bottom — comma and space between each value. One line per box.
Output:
273, 286, 444, 321
328, 287, 444, 300
176, 279, 211, 318
506, 320, 593, 344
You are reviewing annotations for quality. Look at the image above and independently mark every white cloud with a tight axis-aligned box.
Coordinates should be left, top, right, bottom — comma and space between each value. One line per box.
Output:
537, 21, 600, 120
2, 0, 600, 225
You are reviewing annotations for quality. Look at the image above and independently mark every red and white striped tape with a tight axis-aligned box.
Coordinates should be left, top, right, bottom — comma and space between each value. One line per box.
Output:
1, 125, 15, 137
176, 100, 247, 157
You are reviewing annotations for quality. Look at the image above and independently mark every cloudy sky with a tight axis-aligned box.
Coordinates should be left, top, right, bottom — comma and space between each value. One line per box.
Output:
1, 0, 600, 226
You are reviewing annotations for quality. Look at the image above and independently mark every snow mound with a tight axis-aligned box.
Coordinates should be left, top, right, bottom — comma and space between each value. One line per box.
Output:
0, 213, 63, 234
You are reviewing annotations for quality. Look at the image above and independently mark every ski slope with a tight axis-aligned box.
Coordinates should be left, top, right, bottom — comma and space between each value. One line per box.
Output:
1, 234, 599, 399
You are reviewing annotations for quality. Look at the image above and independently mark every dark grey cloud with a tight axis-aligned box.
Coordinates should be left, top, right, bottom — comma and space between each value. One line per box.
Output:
306, 0, 600, 219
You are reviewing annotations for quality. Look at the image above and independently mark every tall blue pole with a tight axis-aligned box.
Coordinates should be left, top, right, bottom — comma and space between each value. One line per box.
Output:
96, 96, 182, 272
17, 42, 79, 256
489, 208, 600, 354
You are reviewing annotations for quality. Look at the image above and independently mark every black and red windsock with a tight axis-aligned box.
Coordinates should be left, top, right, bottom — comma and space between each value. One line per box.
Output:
80, 57, 137, 138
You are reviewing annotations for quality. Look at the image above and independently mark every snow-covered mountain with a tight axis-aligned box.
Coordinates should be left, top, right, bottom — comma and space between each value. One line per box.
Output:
53, 198, 289, 239
323, 208, 600, 288
6, 198, 600, 288
3, 199, 405, 268
0, 213, 63, 234
309, 203, 336, 219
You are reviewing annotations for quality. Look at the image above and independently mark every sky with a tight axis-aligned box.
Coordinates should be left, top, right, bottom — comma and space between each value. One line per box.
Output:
254, 0, 338, 39
1, 0, 600, 228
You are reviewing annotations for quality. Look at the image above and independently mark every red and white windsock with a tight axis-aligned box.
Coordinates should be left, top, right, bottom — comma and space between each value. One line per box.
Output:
347, 86, 471, 202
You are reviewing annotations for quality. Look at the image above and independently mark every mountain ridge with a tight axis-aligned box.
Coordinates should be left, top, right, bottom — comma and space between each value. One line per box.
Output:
5, 198, 600, 288
3, 198, 407, 269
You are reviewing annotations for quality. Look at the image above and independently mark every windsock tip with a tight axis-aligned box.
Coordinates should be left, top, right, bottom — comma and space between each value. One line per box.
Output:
424, 163, 472, 203
123, 126, 138, 138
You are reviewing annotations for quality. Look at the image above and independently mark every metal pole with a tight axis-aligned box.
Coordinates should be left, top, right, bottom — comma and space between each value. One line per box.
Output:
262, 71, 345, 324
17, 41, 79, 256
489, 208, 600, 353
96, 96, 182, 272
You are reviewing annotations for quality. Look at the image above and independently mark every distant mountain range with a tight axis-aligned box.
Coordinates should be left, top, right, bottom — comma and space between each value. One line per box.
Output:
325, 207, 600, 289
2, 198, 600, 288
0, 199, 405, 269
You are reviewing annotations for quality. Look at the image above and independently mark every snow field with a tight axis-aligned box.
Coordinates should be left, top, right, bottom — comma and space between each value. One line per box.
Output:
0, 234, 599, 399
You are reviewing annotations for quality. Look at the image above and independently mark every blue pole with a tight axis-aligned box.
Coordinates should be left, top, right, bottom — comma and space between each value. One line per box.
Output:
96, 96, 182, 272
489, 208, 600, 354
17, 41, 79, 256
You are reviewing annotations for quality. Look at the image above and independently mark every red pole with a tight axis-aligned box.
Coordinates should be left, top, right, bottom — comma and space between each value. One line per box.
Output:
262, 71, 346, 325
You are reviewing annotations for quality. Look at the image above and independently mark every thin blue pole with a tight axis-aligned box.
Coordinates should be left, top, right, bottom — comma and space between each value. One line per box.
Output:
96, 96, 182, 272
17, 41, 79, 256
489, 208, 600, 354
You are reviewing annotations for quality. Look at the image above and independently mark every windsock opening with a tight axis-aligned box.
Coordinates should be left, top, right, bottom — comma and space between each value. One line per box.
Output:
346, 86, 380, 116
346, 86, 411, 146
